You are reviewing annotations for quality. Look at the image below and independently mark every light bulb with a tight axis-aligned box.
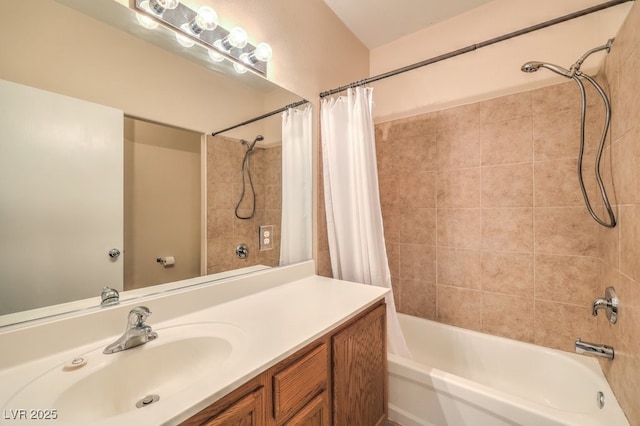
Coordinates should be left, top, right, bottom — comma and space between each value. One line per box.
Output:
222, 27, 248, 49
208, 49, 224, 63
176, 33, 195, 48
239, 53, 251, 65
149, 0, 179, 15
188, 6, 218, 35
135, 13, 158, 29
252, 42, 272, 62
233, 61, 248, 74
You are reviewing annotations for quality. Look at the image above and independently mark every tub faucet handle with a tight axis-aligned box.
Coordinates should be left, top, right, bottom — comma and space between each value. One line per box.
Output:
592, 287, 618, 324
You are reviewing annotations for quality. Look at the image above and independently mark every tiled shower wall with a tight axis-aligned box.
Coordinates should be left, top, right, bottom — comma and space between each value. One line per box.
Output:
207, 136, 281, 273
597, 2, 640, 423
374, 81, 606, 351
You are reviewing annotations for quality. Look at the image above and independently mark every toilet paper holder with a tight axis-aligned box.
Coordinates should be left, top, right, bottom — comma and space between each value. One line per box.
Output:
156, 256, 176, 267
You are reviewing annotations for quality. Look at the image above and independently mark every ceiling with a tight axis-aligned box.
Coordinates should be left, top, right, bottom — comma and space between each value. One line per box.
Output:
322, 0, 495, 49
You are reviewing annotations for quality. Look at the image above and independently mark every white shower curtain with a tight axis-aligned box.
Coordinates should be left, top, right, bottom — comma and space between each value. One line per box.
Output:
280, 105, 312, 266
321, 87, 411, 358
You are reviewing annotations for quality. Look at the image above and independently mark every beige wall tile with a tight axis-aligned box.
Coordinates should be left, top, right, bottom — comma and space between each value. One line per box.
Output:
481, 251, 534, 297
399, 171, 436, 208
399, 244, 436, 282
598, 216, 619, 269
208, 209, 234, 239
208, 184, 234, 209
399, 279, 436, 320
534, 255, 599, 306
382, 207, 400, 244
619, 205, 640, 282
532, 80, 599, 115
534, 300, 597, 352
437, 128, 480, 170
613, 125, 640, 205
482, 293, 534, 342
434, 103, 480, 132
437, 208, 482, 249
376, 137, 402, 176
480, 117, 533, 166
616, 43, 640, 139
383, 111, 438, 140
481, 208, 533, 252
534, 159, 583, 207
386, 242, 400, 280
437, 285, 482, 331
397, 134, 438, 172
479, 91, 532, 123
615, 274, 640, 355
482, 164, 533, 208
533, 108, 581, 161
399, 208, 437, 245
437, 168, 481, 208
437, 247, 481, 290
378, 175, 398, 210
534, 207, 598, 256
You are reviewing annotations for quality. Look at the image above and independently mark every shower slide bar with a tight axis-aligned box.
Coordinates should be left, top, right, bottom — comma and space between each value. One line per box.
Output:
211, 99, 309, 136
319, 0, 634, 98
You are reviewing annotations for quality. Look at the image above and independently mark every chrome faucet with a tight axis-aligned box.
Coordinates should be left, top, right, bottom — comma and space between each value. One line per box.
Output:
575, 338, 614, 360
100, 286, 120, 307
592, 286, 618, 324
103, 306, 158, 354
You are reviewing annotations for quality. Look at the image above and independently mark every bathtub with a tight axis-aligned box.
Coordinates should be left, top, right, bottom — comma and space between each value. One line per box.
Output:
388, 313, 629, 426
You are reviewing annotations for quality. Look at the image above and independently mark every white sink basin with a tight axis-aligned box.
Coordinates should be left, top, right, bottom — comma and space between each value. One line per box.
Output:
4, 322, 246, 424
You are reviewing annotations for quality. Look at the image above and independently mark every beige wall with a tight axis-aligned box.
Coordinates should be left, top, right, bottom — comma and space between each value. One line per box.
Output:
124, 118, 201, 290
369, 0, 632, 123
207, 136, 281, 273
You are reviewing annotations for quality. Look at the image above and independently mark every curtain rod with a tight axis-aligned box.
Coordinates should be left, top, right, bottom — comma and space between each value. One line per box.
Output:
319, 0, 633, 98
211, 99, 309, 136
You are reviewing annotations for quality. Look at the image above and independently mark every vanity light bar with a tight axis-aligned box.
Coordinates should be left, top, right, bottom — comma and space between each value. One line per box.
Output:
134, 0, 269, 76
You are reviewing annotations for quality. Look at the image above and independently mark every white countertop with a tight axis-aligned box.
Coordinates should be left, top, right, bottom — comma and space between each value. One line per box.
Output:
0, 262, 388, 425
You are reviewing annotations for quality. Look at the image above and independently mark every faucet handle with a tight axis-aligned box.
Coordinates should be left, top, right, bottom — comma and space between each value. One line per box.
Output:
100, 286, 120, 307
592, 287, 618, 324
128, 306, 152, 327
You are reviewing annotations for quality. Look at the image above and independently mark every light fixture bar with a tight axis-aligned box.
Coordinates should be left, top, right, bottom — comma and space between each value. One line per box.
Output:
134, 0, 268, 76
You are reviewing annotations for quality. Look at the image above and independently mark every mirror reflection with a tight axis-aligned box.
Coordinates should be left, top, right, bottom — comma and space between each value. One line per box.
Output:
0, 0, 310, 326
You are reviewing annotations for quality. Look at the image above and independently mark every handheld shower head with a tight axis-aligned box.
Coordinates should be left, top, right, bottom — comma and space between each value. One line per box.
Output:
521, 61, 574, 78
241, 135, 264, 151
249, 135, 264, 150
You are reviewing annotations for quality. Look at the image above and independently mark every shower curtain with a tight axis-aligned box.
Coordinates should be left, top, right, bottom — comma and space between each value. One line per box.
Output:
280, 105, 312, 266
321, 87, 410, 358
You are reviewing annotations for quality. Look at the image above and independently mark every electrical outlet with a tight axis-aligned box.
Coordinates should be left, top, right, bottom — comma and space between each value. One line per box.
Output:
259, 225, 274, 251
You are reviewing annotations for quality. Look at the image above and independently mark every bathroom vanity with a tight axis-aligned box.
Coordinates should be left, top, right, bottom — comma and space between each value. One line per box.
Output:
182, 302, 386, 425
0, 261, 388, 425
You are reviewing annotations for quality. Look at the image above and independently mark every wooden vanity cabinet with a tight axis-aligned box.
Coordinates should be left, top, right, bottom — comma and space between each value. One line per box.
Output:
332, 303, 387, 426
180, 301, 386, 426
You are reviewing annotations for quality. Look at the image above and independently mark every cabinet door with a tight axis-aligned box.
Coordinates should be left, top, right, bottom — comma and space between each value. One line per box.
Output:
332, 304, 387, 426
284, 392, 329, 426
199, 388, 265, 426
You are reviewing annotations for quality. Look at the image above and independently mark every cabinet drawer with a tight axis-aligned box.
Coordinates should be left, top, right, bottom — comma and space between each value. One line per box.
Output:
273, 343, 328, 422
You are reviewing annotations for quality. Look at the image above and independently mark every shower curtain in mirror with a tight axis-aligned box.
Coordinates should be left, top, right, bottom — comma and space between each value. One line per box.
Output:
280, 105, 312, 266
321, 87, 410, 358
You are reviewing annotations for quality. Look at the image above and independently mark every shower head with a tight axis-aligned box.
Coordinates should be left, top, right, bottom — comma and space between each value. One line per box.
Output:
521, 61, 574, 78
249, 135, 264, 150
241, 135, 264, 151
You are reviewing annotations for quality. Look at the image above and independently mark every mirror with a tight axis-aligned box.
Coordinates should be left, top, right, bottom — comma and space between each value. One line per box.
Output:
0, 0, 310, 327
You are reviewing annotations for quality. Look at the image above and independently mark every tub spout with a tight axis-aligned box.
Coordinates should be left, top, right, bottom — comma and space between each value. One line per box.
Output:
575, 338, 614, 360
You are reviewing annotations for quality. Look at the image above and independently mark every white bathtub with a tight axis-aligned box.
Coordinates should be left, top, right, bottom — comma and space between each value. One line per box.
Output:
388, 313, 629, 426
